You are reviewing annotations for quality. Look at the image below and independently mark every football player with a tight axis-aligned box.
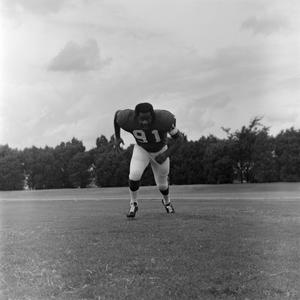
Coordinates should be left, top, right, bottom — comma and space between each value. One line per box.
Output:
114, 102, 183, 218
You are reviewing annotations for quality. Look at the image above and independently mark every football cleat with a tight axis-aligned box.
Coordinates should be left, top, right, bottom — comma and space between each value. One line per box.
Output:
127, 202, 138, 218
162, 200, 175, 214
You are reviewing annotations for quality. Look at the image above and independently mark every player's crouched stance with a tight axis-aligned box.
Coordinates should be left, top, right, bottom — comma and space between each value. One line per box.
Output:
114, 102, 183, 218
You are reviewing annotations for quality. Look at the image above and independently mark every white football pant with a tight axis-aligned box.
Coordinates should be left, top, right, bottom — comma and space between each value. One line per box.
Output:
129, 144, 169, 190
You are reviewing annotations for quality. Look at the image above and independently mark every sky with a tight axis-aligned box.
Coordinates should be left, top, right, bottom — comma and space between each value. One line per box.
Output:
0, 0, 300, 150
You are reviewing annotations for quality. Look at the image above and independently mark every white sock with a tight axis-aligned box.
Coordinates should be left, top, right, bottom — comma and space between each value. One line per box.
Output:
129, 190, 138, 206
162, 194, 170, 205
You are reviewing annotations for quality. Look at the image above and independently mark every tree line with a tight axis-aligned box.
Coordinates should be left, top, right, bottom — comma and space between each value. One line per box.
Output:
1, 117, 300, 191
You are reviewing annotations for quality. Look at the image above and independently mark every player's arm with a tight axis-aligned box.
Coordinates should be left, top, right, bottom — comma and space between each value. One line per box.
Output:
113, 111, 124, 151
155, 127, 183, 164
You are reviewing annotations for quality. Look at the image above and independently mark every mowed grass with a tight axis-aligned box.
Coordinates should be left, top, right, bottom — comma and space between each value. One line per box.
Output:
0, 183, 300, 300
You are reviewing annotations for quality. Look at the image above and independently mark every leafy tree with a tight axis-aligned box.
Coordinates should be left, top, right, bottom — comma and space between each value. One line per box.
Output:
95, 151, 129, 187
251, 132, 279, 182
54, 138, 86, 188
170, 134, 207, 184
223, 117, 273, 183
96, 135, 110, 151
94, 136, 130, 187
22, 146, 63, 189
275, 128, 300, 181
3, 118, 300, 191
68, 152, 93, 188
0, 148, 24, 190
203, 139, 234, 184
0, 144, 12, 158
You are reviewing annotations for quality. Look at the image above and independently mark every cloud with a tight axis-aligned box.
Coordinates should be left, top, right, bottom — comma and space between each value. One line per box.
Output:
241, 15, 288, 35
2, 0, 69, 15
2, 0, 299, 150
129, 45, 270, 101
48, 39, 111, 72
266, 111, 298, 124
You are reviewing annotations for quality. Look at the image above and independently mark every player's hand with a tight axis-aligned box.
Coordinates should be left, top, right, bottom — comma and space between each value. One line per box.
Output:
155, 152, 168, 164
114, 137, 124, 153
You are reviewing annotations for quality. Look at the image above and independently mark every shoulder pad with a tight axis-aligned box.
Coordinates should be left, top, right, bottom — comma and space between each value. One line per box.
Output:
154, 110, 176, 131
116, 109, 135, 128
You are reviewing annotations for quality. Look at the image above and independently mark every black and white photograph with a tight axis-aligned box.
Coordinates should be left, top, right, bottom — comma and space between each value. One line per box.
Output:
1, 0, 300, 299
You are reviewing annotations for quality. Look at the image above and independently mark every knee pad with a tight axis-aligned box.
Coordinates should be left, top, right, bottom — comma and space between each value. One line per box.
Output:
129, 179, 140, 192
159, 186, 169, 194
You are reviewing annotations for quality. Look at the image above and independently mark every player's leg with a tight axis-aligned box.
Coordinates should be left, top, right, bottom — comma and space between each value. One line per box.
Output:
127, 145, 150, 217
151, 157, 175, 213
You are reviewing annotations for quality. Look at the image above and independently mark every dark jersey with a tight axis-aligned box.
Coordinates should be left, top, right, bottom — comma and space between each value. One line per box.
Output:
116, 109, 179, 152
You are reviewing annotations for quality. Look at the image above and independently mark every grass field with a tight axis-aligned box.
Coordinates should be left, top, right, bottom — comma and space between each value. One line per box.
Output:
0, 183, 300, 299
